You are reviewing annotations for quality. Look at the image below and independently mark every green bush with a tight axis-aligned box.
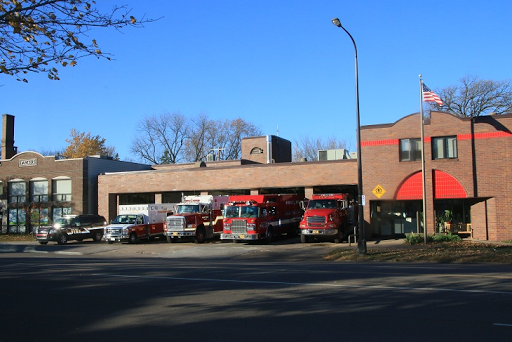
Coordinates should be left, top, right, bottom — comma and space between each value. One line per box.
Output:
405, 233, 431, 245
406, 232, 461, 245
432, 233, 461, 242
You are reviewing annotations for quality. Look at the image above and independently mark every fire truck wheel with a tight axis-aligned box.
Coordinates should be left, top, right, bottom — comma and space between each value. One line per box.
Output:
129, 233, 138, 244
300, 234, 309, 243
193, 227, 205, 244
166, 236, 175, 243
334, 230, 342, 244
57, 233, 68, 245
265, 227, 274, 244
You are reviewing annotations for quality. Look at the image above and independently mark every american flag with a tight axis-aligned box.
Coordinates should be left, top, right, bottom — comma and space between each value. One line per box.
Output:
422, 83, 443, 106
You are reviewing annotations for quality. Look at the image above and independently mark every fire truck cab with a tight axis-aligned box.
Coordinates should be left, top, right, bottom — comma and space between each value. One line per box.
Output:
299, 193, 354, 243
221, 194, 302, 243
164, 195, 228, 243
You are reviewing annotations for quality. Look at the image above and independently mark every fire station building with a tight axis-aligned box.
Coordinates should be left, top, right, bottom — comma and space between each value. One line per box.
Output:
2, 111, 512, 241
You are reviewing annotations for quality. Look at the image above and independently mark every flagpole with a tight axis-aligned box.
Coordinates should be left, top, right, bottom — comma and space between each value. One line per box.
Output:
419, 75, 427, 244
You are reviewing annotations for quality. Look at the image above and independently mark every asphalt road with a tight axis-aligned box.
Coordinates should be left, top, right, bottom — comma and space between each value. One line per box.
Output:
1, 238, 512, 341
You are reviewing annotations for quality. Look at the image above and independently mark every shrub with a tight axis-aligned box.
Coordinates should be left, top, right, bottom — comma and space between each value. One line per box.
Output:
432, 233, 461, 243
405, 233, 432, 245
406, 232, 461, 245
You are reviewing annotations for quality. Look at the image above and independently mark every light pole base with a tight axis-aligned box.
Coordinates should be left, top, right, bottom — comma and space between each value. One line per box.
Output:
358, 239, 367, 254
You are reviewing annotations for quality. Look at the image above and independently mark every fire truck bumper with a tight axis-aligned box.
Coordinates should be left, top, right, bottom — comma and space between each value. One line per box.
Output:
221, 233, 261, 240
103, 234, 128, 243
301, 228, 338, 236
165, 231, 195, 237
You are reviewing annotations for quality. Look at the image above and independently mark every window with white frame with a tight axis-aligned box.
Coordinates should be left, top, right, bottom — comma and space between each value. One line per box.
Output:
8, 180, 26, 203
399, 138, 422, 161
30, 178, 49, 202
432, 136, 458, 160
52, 177, 72, 202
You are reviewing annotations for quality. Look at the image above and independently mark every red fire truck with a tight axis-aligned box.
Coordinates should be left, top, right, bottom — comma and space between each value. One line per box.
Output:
299, 193, 355, 243
164, 195, 228, 243
221, 194, 302, 243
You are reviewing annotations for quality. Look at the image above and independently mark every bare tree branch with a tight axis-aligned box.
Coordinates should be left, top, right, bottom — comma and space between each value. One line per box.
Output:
0, 0, 158, 82
428, 76, 512, 117
293, 135, 348, 162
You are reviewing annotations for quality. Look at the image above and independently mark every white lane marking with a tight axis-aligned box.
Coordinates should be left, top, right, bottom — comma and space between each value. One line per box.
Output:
55, 251, 83, 255
493, 323, 512, 327
92, 273, 512, 296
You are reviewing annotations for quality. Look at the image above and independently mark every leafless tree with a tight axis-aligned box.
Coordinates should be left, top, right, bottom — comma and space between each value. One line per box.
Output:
0, 0, 157, 82
183, 116, 262, 162
217, 118, 262, 160
293, 135, 348, 162
428, 76, 512, 117
132, 113, 262, 164
131, 113, 189, 164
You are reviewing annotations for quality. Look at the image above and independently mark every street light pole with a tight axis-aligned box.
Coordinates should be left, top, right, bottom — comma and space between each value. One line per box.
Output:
331, 17, 366, 254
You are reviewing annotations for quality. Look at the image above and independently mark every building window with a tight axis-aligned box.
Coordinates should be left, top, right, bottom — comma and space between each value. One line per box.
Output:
250, 147, 264, 154
53, 207, 72, 221
432, 136, 458, 160
8, 180, 26, 203
30, 207, 49, 228
400, 138, 422, 161
30, 178, 49, 202
52, 177, 72, 202
8, 208, 26, 233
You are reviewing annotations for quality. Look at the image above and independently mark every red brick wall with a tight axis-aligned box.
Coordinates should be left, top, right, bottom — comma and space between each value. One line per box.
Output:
361, 112, 512, 241
98, 160, 357, 220
0, 152, 86, 215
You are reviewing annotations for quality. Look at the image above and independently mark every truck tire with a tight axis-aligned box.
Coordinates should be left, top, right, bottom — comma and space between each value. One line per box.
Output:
129, 233, 138, 244
193, 227, 205, 244
300, 234, 309, 243
334, 230, 341, 244
92, 231, 103, 242
166, 236, 175, 243
57, 233, 68, 245
265, 226, 274, 244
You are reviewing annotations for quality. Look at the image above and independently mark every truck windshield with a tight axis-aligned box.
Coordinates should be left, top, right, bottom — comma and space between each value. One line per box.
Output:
308, 200, 337, 209
177, 205, 200, 214
225, 206, 259, 218
112, 215, 137, 224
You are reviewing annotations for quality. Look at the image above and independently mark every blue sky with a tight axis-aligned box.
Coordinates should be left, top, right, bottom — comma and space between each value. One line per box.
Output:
2, 0, 512, 161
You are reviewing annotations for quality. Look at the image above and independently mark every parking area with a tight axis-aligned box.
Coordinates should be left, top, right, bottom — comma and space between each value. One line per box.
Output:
0, 235, 398, 261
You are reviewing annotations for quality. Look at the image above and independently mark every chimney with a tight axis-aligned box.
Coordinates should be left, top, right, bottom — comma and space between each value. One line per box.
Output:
2, 114, 17, 160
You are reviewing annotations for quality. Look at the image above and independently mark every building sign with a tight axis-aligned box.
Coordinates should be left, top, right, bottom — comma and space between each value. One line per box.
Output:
19, 158, 37, 167
372, 184, 386, 198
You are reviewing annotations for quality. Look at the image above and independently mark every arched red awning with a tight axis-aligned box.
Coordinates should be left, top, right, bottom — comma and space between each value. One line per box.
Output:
395, 170, 467, 200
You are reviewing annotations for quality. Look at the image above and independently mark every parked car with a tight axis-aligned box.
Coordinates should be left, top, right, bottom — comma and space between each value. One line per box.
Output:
36, 214, 107, 245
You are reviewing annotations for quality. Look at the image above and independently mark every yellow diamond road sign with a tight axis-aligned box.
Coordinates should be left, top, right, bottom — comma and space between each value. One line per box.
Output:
372, 184, 386, 198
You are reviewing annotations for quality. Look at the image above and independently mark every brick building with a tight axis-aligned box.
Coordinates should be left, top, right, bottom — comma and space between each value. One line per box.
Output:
361, 111, 512, 241
0, 114, 152, 233
98, 135, 357, 221
3, 110, 511, 241
98, 111, 512, 242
